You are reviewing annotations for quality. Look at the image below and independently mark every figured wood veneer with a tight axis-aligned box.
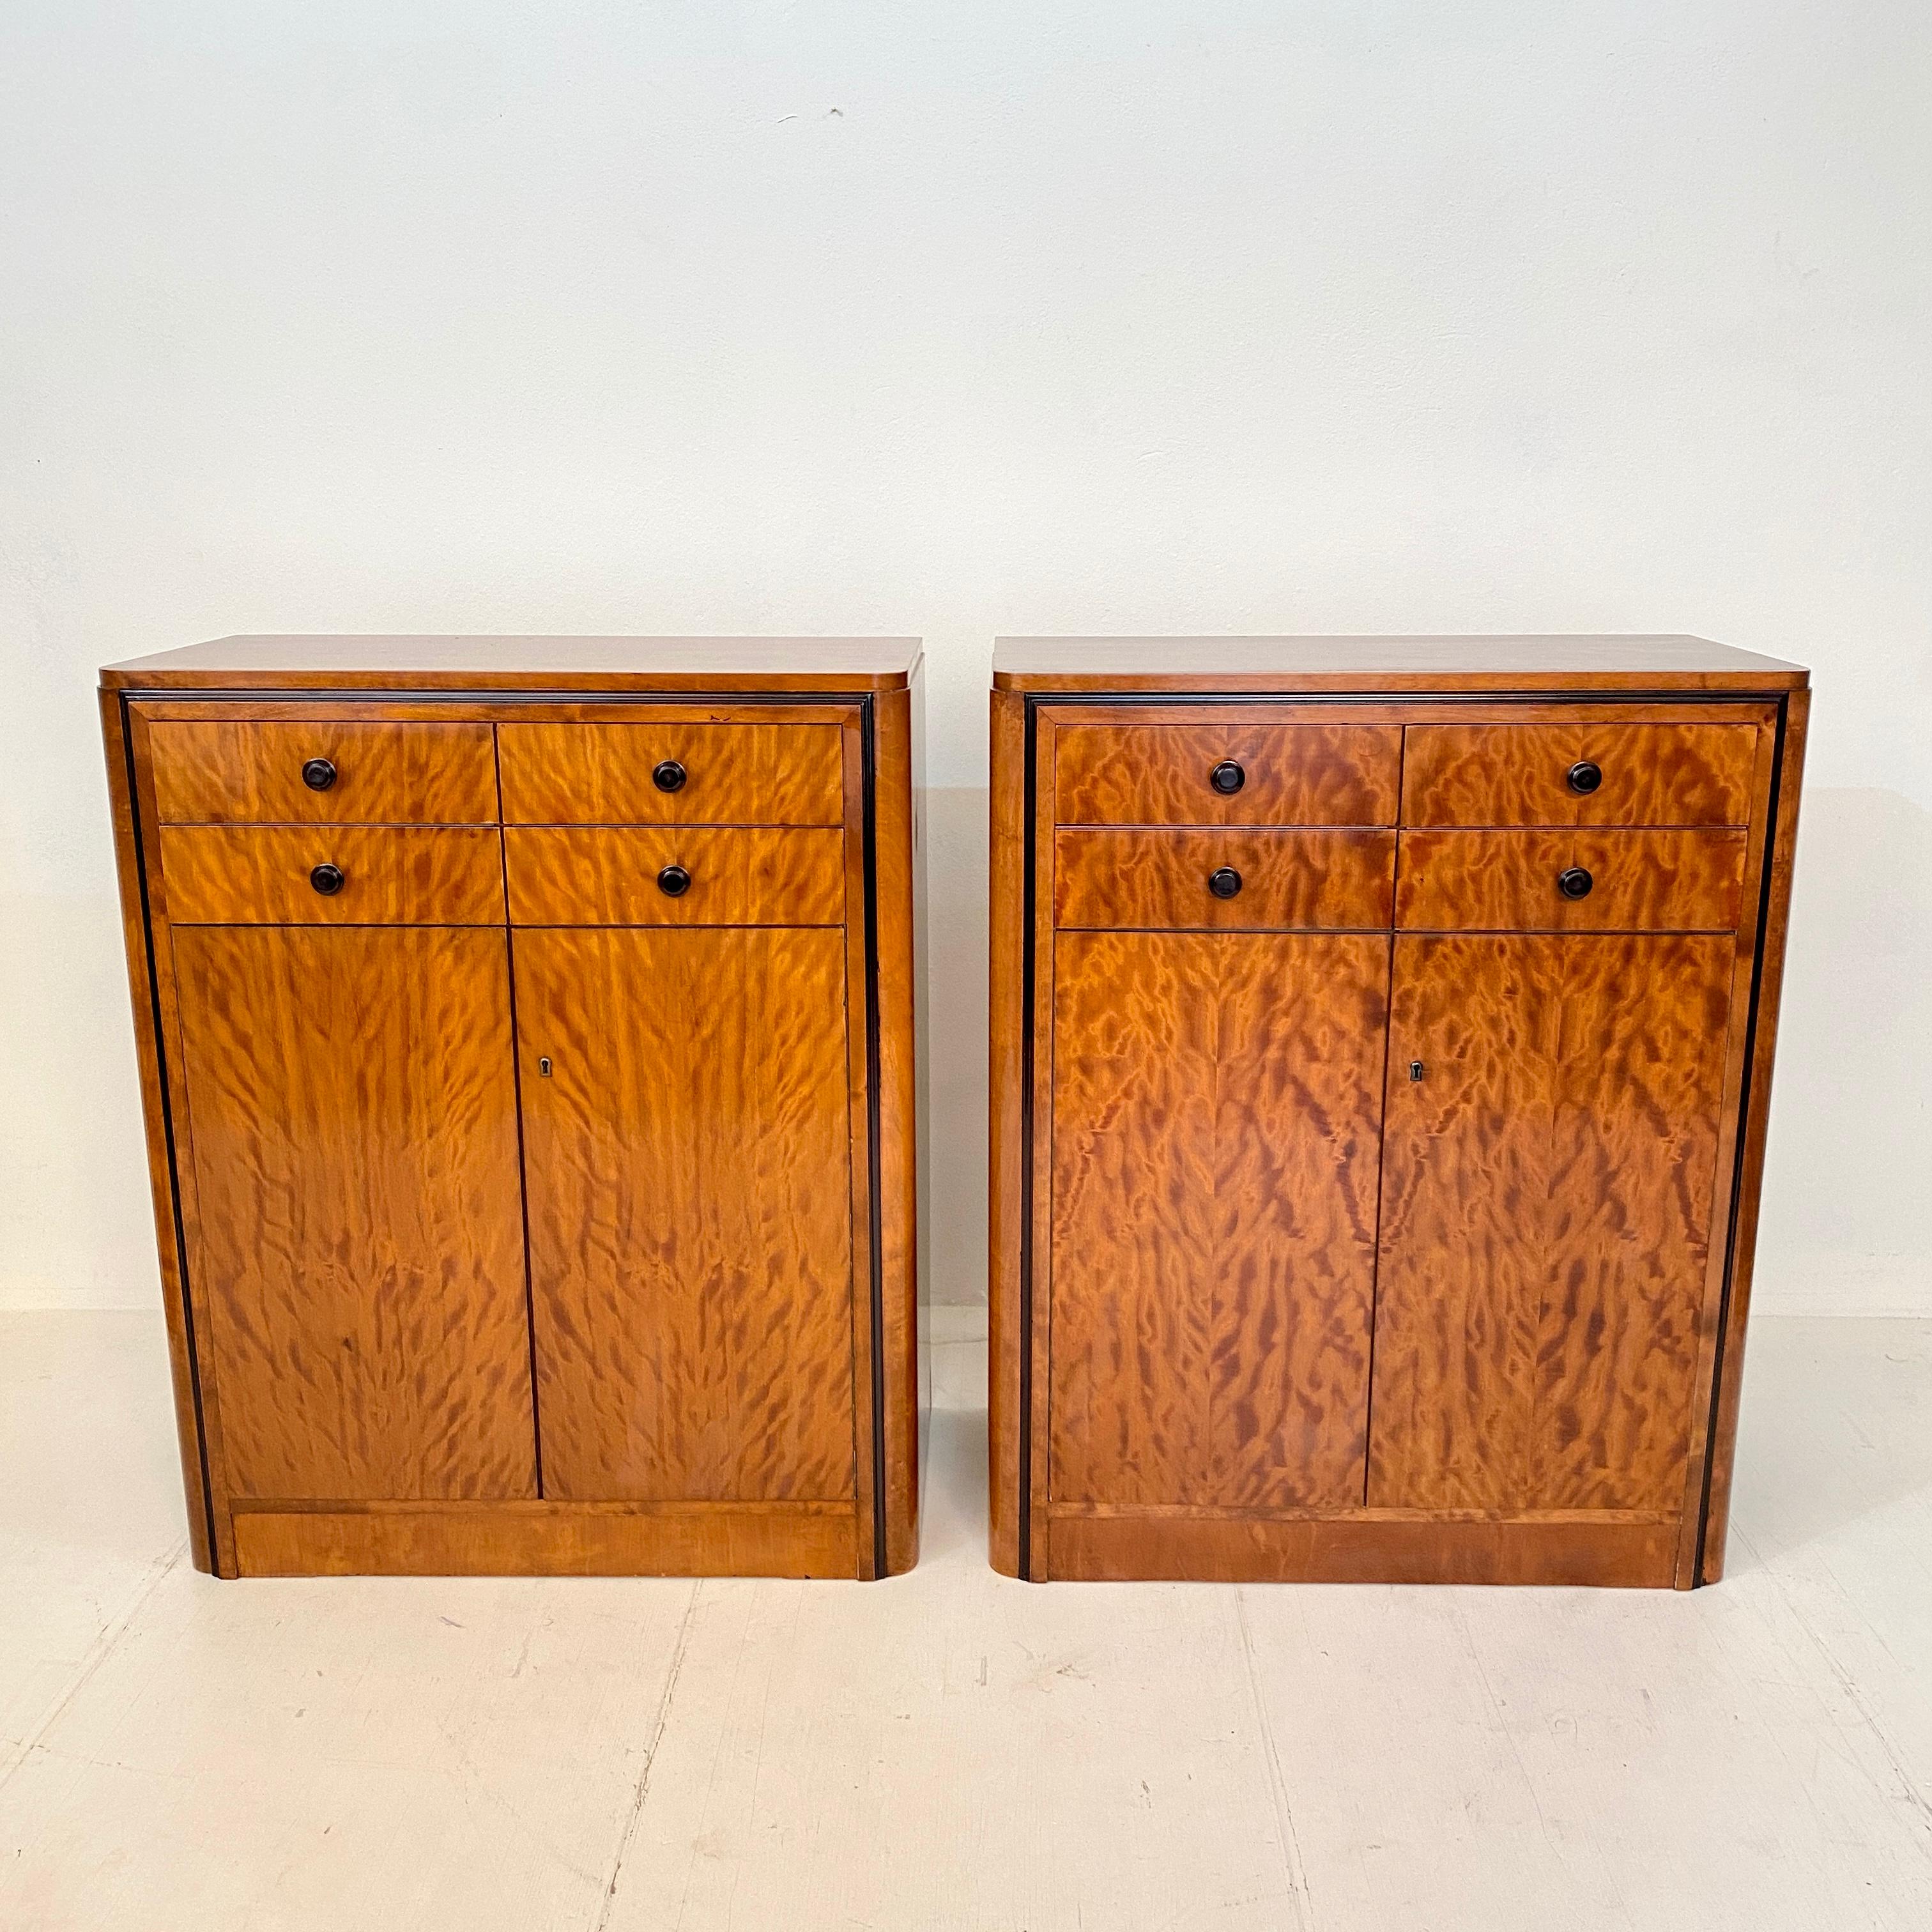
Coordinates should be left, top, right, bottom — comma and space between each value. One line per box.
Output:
1395, 829, 1746, 932
992, 641, 1805, 1588
1054, 723, 1399, 825
160, 825, 508, 924
503, 826, 846, 926
1054, 829, 1395, 930
497, 721, 844, 827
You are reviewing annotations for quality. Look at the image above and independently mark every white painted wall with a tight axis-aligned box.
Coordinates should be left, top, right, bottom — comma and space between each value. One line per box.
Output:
3, 2, 1927, 1314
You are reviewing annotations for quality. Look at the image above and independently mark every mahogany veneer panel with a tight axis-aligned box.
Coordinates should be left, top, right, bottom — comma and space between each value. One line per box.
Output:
504, 827, 845, 926
150, 719, 498, 825
498, 721, 844, 826
516, 927, 856, 1503
1054, 723, 1399, 825
171, 926, 536, 1501
1395, 829, 1746, 932
1054, 828, 1395, 930
160, 825, 507, 924
1402, 723, 1759, 828
992, 639, 1806, 1588
103, 639, 923, 1579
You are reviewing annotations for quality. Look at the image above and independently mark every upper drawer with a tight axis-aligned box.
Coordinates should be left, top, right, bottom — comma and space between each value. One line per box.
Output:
1054, 829, 1395, 931
1055, 723, 1400, 826
1402, 724, 1759, 828
148, 721, 498, 825
1396, 830, 1747, 932
159, 827, 507, 924
497, 723, 844, 827
504, 827, 846, 926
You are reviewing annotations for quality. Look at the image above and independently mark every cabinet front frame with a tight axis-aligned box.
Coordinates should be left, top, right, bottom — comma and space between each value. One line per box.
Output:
992, 686, 1804, 1587
106, 685, 914, 1579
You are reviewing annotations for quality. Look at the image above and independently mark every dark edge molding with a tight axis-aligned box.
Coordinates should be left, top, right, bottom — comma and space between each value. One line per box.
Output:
1013, 685, 1797, 1582
858, 694, 890, 1579
1692, 693, 1789, 1584
1017, 699, 1039, 1578
118, 691, 221, 1560
121, 683, 891, 1581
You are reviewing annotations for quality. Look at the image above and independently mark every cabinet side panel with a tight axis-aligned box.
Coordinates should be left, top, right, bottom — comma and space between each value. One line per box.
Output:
873, 686, 923, 1575
1701, 691, 1811, 1582
987, 689, 1027, 1576
99, 691, 214, 1571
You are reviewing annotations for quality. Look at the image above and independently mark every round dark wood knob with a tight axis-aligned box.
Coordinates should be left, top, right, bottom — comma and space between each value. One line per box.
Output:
309, 862, 345, 896
657, 863, 691, 897
1567, 759, 1603, 795
1557, 866, 1594, 900
302, 757, 337, 792
1208, 865, 1243, 900
652, 759, 687, 793
1209, 760, 1246, 796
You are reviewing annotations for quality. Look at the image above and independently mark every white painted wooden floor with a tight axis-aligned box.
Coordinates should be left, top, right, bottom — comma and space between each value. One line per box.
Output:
3, 1307, 1930, 1931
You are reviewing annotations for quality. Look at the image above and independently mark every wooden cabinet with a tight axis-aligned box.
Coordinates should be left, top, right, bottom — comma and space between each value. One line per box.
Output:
992, 636, 1808, 1587
102, 636, 924, 1579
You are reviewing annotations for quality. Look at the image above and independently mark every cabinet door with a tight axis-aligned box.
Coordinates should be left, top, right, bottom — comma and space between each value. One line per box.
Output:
172, 927, 537, 1502
1049, 932, 1388, 1509
1368, 935, 1733, 1512
516, 928, 857, 1502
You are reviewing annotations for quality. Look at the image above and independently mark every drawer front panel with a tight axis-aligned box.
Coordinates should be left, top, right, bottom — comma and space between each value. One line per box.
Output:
1055, 829, 1395, 931
498, 723, 845, 827
160, 826, 507, 924
1055, 723, 1400, 826
1396, 829, 1746, 931
1402, 724, 1759, 827
505, 827, 846, 926
150, 721, 498, 825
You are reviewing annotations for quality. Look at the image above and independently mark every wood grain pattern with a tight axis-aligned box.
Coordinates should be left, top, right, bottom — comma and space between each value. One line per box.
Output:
1402, 723, 1759, 827
1054, 723, 1399, 825
105, 634, 921, 692
504, 826, 845, 926
515, 928, 857, 1510
1045, 1508, 1678, 1585
100, 694, 215, 1569
497, 721, 844, 826
171, 926, 537, 1502
1050, 932, 1387, 1510
1701, 691, 1811, 1580
1367, 934, 1733, 1514
986, 689, 1027, 1577
1395, 829, 1745, 932
1054, 829, 1395, 931
993, 634, 1807, 693
230, 1501, 857, 1578
160, 825, 506, 924
148, 720, 498, 825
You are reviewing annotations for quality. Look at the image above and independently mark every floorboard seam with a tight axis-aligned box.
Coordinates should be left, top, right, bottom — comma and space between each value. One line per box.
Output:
0, 1534, 188, 1796
1235, 1587, 1316, 1932
589, 1579, 703, 1932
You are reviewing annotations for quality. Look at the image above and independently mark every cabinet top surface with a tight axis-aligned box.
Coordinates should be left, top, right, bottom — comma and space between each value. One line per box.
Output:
993, 635, 1807, 694
102, 635, 923, 693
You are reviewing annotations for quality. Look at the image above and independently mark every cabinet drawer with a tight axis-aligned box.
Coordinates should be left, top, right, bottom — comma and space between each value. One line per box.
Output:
149, 721, 498, 825
160, 826, 507, 924
1054, 829, 1395, 930
1055, 723, 1400, 826
497, 723, 844, 827
505, 827, 845, 926
1395, 829, 1747, 931
1402, 724, 1759, 827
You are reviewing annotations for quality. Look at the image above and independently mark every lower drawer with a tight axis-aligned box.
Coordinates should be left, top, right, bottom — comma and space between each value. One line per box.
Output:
505, 827, 846, 925
160, 825, 507, 924
1396, 829, 1747, 931
1054, 828, 1395, 930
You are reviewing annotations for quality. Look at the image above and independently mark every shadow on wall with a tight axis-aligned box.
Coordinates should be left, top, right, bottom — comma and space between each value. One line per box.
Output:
1754, 785, 1932, 1314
